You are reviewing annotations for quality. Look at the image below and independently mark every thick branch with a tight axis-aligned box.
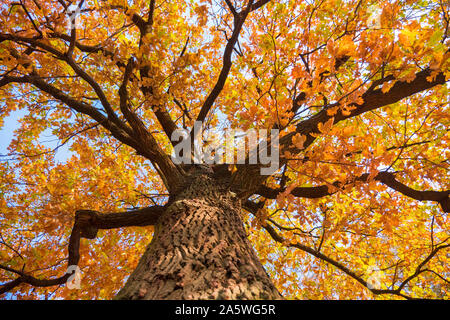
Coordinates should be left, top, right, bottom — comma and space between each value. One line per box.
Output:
128, 2, 178, 142
243, 199, 414, 299
65, 55, 127, 133
194, 0, 254, 125
0, 74, 138, 150
0, 33, 132, 137
257, 172, 450, 212
119, 58, 153, 139
282, 68, 448, 154
257, 183, 337, 199
231, 67, 448, 196
0, 205, 164, 296
75, 206, 165, 234
250, 0, 271, 12
139, 69, 178, 141
1, 45, 184, 191
373, 172, 450, 212
262, 222, 423, 299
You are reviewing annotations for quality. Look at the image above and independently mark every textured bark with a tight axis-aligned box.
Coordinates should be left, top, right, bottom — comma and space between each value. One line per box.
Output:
115, 169, 282, 300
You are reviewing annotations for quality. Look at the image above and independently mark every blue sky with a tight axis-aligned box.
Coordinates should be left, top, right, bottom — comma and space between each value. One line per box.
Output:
0, 109, 72, 163
0, 109, 25, 156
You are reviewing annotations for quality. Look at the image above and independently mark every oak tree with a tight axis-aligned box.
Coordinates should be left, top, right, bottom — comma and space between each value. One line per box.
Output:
0, 0, 449, 299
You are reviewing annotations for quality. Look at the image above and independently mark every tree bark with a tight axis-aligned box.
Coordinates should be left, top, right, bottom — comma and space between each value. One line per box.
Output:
115, 168, 282, 300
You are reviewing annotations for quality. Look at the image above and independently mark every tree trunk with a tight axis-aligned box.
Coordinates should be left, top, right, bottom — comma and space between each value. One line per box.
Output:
115, 168, 282, 300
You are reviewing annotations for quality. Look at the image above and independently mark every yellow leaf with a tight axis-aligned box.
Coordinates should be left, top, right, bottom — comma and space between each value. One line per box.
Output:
327, 106, 339, 116
292, 133, 307, 149
342, 126, 353, 136
336, 35, 357, 57
318, 118, 334, 134
381, 81, 395, 93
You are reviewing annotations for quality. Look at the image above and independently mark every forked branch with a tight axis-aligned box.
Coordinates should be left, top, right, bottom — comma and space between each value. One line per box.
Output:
262, 222, 448, 300
194, 0, 269, 125
0, 205, 164, 296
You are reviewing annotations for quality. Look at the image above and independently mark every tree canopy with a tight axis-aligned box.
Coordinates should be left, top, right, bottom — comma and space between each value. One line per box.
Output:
0, 0, 449, 299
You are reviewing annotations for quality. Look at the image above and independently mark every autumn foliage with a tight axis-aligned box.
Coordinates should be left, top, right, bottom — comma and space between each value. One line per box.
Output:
0, 0, 449, 299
